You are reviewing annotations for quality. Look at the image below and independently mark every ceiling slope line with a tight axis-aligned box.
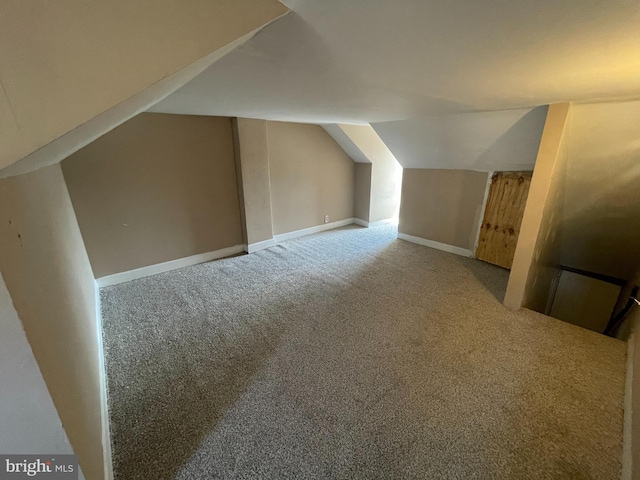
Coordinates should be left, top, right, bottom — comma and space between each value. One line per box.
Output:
0, 10, 291, 179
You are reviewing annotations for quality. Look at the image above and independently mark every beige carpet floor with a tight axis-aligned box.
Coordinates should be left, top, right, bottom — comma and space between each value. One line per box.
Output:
101, 224, 626, 480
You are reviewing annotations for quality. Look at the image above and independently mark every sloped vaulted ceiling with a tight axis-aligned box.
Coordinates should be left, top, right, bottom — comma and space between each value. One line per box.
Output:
371, 107, 549, 170
0, 0, 288, 176
151, 0, 640, 169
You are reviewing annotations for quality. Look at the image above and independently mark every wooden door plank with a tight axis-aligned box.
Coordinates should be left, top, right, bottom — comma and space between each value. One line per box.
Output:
476, 171, 532, 269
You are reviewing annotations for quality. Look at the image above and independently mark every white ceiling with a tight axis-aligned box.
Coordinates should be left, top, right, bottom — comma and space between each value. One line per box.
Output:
152, 0, 640, 121
150, 0, 640, 168
372, 107, 548, 170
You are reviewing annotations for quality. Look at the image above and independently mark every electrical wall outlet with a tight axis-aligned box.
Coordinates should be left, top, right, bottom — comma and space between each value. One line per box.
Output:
324, 215, 329, 224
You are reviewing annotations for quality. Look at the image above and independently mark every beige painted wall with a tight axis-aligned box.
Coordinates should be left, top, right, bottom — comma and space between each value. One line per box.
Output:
506, 100, 640, 311
0, 164, 104, 480
354, 163, 372, 222
62, 113, 243, 279
558, 101, 640, 281
267, 121, 355, 235
0, 273, 78, 457
232, 118, 274, 246
337, 124, 402, 222
631, 308, 640, 480
522, 115, 571, 313
621, 292, 640, 478
0, 0, 287, 173
370, 153, 403, 223
505, 104, 571, 310
399, 169, 489, 250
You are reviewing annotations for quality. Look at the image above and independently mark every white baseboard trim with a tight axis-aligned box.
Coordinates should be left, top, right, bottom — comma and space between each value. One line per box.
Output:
273, 218, 354, 243
354, 217, 397, 228
97, 221, 356, 287
95, 282, 114, 480
397, 232, 473, 258
244, 238, 276, 253
96, 245, 244, 287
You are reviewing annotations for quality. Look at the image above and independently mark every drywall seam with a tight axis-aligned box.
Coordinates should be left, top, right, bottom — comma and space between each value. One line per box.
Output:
232, 120, 248, 245
96, 245, 244, 287
273, 218, 354, 243
472, 171, 493, 256
265, 118, 274, 231
0, 75, 18, 129
397, 233, 473, 258
94, 282, 114, 480
0, 14, 290, 179
234, 118, 275, 245
623, 334, 634, 480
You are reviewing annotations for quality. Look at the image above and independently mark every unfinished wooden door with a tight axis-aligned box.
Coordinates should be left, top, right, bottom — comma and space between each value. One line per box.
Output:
475, 171, 532, 269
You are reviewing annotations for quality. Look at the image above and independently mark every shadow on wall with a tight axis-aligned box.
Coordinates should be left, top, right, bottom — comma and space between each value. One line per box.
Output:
522, 100, 640, 324
523, 154, 569, 314
476, 106, 548, 171
549, 154, 640, 334
558, 152, 640, 281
